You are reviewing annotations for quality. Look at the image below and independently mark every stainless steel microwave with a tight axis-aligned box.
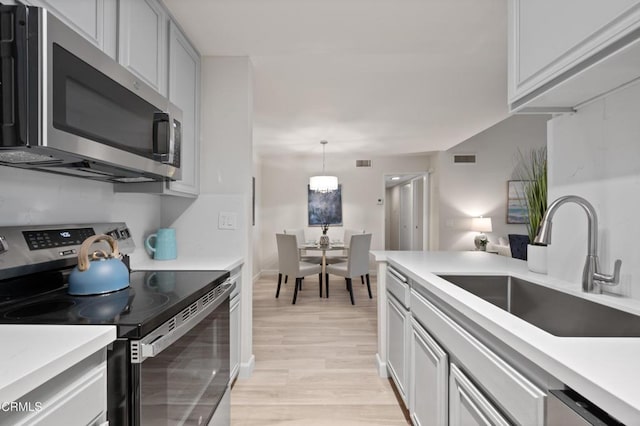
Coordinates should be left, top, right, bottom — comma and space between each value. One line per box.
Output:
0, 5, 182, 183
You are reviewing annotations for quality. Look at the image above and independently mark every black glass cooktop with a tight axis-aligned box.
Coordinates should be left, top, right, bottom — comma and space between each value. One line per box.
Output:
0, 270, 230, 338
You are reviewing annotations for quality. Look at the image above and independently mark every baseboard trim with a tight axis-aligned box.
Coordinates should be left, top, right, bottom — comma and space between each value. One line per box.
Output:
376, 353, 387, 378
238, 354, 255, 378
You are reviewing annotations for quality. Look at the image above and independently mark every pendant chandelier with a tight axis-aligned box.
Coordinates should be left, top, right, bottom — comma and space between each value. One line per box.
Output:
309, 140, 338, 192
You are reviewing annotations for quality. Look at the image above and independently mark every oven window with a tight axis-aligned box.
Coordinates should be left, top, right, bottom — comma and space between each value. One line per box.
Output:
51, 44, 158, 159
139, 299, 230, 426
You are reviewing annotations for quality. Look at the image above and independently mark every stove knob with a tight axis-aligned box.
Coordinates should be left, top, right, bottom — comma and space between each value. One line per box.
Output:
0, 236, 8, 254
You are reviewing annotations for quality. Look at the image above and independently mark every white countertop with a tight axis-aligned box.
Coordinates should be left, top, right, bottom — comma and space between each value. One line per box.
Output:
372, 250, 640, 424
0, 325, 116, 404
129, 249, 243, 272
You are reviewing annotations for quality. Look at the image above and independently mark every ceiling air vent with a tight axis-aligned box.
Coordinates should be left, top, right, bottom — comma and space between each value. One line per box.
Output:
356, 160, 372, 167
453, 154, 476, 164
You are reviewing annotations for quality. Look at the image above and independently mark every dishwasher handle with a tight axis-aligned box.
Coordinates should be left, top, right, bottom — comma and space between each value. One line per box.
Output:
547, 390, 623, 426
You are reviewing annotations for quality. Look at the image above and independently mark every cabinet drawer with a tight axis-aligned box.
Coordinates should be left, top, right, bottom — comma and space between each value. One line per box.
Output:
387, 267, 410, 308
411, 289, 546, 426
7, 351, 107, 426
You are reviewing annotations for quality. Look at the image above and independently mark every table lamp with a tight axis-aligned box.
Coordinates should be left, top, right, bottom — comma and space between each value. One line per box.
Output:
471, 217, 492, 251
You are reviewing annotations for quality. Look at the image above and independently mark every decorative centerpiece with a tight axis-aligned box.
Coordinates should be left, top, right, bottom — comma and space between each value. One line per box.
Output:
319, 223, 330, 247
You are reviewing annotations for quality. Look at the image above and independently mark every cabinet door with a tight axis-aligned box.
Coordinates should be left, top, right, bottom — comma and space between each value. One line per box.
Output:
167, 21, 201, 196
230, 294, 241, 381
25, 0, 117, 58
410, 318, 448, 426
118, 0, 167, 95
509, 0, 640, 108
386, 294, 408, 403
449, 363, 510, 426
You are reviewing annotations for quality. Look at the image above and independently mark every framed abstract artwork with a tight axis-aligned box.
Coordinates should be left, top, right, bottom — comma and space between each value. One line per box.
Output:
308, 185, 343, 226
507, 180, 529, 224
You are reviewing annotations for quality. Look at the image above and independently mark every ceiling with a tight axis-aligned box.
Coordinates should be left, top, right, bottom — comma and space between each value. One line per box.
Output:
163, 0, 510, 157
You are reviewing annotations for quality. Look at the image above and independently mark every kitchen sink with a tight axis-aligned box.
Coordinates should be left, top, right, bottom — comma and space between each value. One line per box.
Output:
437, 275, 640, 337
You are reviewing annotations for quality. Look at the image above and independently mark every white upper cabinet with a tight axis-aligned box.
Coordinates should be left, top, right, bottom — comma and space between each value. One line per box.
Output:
118, 0, 167, 96
24, 0, 117, 58
167, 21, 200, 196
509, 0, 640, 112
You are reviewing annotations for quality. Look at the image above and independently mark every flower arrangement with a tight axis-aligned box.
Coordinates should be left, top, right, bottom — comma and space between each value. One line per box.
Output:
321, 223, 330, 235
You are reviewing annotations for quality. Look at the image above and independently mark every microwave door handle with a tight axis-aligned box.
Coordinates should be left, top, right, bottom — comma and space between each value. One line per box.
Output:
0, 6, 29, 144
152, 112, 170, 162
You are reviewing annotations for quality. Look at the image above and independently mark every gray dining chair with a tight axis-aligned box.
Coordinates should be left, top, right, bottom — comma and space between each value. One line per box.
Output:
325, 233, 372, 305
284, 228, 323, 264
276, 233, 323, 304
325, 229, 366, 284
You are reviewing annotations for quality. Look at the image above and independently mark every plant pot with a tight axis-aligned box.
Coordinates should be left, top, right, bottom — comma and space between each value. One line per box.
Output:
319, 234, 330, 247
527, 244, 547, 274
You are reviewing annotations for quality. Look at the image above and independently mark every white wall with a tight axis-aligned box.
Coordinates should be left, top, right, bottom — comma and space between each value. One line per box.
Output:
547, 82, 640, 299
258, 153, 431, 274
0, 167, 161, 246
435, 115, 548, 251
162, 56, 255, 375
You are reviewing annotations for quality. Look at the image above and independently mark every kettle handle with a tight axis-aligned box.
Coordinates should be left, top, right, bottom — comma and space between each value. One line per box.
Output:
77, 234, 121, 272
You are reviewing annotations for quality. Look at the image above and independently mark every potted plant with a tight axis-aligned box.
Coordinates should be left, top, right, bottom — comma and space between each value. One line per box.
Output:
517, 147, 547, 273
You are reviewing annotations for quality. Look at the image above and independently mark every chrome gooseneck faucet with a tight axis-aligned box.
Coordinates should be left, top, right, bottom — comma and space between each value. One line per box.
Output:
534, 195, 622, 293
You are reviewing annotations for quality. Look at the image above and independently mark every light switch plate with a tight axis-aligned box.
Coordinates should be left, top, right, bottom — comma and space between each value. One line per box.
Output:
218, 212, 238, 230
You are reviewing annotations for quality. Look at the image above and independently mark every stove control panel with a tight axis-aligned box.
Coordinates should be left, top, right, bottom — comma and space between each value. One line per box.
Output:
23, 227, 95, 251
0, 222, 136, 281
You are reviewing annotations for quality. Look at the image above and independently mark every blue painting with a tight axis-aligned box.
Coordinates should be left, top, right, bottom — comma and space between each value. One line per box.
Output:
507, 181, 529, 224
308, 185, 343, 226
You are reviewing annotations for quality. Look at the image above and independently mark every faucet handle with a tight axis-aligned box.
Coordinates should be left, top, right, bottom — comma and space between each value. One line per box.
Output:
594, 259, 622, 285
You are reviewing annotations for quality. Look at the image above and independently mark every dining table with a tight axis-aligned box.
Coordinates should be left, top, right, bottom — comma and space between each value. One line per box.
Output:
301, 241, 347, 280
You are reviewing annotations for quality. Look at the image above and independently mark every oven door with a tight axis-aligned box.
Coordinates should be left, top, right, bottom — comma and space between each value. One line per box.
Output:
132, 285, 231, 426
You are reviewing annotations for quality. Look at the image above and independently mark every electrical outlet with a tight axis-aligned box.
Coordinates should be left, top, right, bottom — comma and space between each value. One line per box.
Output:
218, 212, 238, 230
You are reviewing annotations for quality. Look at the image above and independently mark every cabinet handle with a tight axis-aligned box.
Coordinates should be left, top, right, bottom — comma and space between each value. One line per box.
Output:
388, 266, 407, 283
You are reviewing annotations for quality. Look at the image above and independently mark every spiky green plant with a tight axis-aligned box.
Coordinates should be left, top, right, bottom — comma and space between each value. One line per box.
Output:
517, 147, 547, 243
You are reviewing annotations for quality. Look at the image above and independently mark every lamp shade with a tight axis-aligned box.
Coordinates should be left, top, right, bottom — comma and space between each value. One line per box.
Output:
471, 217, 492, 233
309, 175, 338, 192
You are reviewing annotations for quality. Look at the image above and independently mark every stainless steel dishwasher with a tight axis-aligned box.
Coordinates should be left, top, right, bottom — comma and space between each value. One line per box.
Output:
547, 389, 624, 425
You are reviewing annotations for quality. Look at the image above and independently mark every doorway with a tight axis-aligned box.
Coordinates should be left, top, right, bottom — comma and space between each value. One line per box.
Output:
384, 173, 429, 250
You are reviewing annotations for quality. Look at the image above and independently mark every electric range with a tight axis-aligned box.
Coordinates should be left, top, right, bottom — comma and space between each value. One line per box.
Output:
0, 222, 232, 425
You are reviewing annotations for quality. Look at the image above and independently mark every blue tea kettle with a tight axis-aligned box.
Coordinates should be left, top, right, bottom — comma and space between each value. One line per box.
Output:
68, 234, 130, 295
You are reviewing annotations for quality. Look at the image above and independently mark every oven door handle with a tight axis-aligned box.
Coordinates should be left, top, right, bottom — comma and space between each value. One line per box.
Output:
138, 281, 234, 360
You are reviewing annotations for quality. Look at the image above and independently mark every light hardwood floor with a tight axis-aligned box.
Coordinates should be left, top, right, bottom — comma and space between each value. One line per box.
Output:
230, 274, 409, 425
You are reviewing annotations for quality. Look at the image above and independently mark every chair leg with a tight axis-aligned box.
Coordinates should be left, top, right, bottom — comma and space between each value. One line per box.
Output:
366, 273, 372, 299
325, 273, 329, 298
285, 275, 288, 284
319, 273, 323, 297
361, 275, 365, 285
292, 278, 300, 304
276, 273, 282, 298
347, 278, 355, 305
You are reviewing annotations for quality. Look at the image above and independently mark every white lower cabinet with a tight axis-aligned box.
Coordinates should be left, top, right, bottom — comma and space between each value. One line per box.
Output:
230, 293, 240, 381
449, 363, 510, 426
386, 292, 409, 403
409, 317, 448, 426
3, 350, 107, 426
409, 287, 546, 425
229, 269, 242, 382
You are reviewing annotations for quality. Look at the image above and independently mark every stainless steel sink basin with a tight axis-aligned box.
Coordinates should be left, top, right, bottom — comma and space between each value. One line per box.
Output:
437, 275, 640, 337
